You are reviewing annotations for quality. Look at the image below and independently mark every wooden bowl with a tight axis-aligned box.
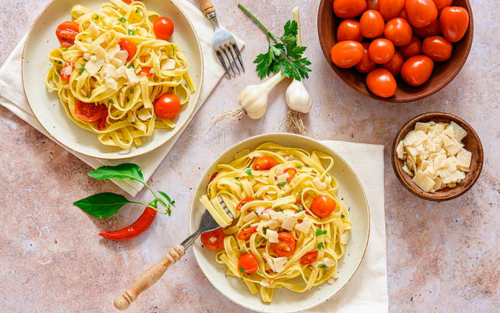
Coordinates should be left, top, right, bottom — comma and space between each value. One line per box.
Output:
392, 112, 483, 201
317, 0, 474, 103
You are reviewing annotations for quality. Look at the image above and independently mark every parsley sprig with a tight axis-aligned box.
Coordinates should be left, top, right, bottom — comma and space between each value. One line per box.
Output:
238, 4, 311, 81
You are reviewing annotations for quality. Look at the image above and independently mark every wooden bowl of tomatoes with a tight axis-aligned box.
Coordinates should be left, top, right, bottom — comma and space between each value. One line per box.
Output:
318, 0, 473, 102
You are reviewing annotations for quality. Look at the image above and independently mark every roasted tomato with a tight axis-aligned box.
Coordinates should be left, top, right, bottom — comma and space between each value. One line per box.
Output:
154, 94, 181, 119
330, 41, 364, 68
413, 19, 441, 38
440, 6, 469, 42
337, 19, 364, 42
201, 228, 225, 251
360, 10, 385, 38
422, 36, 453, 62
239, 253, 258, 274
378, 0, 405, 21
432, 0, 453, 13
368, 38, 395, 64
138, 67, 154, 77
271, 232, 296, 257
74, 101, 103, 123
333, 0, 367, 19
119, 38, 137, 62
355, 43, 377, 74
56, 21, 79, 48
398, 35, 422, 59
237, 226, 258, 241
236, 197, 255, 211
382, 51, 404, 76
384, 18, 413, 46
300, 251, 319, 265
153, 17, 175, 40
60, 60, 74, 82
97, 107, 108, 131
401, 55, 434, 86
366, 68, 397, 98
405, 0, 438, 28
310, 195, 337, 218
253, 156, 277, 170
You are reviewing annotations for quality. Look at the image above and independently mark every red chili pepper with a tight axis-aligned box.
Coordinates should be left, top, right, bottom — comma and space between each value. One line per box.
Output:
99, 206, 157, 241
237, 226, 258, 240
284, 168, 297, 183
209, 172, 218, 182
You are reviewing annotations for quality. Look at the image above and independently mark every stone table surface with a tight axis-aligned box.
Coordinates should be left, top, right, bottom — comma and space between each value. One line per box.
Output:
0, 0, 498, 312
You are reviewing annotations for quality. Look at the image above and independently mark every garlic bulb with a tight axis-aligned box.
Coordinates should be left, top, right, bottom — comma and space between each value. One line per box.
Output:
238, 73, 285, 119
286, 79, 312, 114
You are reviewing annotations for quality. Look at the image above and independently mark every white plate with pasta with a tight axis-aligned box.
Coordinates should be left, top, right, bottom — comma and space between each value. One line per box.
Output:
22, 0, 203, 159
189, 133, 370, 313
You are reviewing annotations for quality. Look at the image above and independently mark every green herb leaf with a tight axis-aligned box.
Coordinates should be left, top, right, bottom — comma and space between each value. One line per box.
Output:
77, 65, 85, 74
235, 177, 240, 180
135, 9, 140, 14
317, 242, 325, 250
245, 169, 254, 178
277, 181, 287, 187
297, 205, 303, 212
73, 192, 131, 218
93, 15, 99, 20
242, 248, 247, 254
128, 64, 135, 69
87, 163, 144, 182
315, 228, 327, 237
128, 29, 136, 36
131, 121, 136, 125
341, 214, 345, 218
319, 264, 327, 268
109, 99, 115, 104
240, 267, 245, 273
158, 191, 175, 207
296, 166, 303, 169
118, 17, 127, 23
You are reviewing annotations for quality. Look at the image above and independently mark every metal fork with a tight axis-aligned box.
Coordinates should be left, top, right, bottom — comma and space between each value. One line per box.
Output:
200, 0, 245, 78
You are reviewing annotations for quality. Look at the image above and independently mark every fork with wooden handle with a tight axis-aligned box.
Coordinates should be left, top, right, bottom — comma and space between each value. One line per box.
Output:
113, 210, 221, 311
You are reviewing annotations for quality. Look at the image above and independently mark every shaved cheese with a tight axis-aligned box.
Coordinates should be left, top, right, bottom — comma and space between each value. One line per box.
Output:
105, 78, 118, 90
85, 58, 104, 75
265, 219, 280, 230
136, 108, 152, 121
108, 44, 121, 58
396, 141, 404, 159
243, 211, 257, 222
281, 217, 297, 230
161, 59, 176, 71
276, 172, 290, 184
340, 232, 349, 245
413, 171, 436, 192
313, 178, 327, 191
273, 257, 288, 272
255, 207, 266, 215
449, 121, 468, 141
125, 68, 140, 85
267, 230, 279, 243
323, 258, 335, 267
93, 46, 108, 61
457, 149, 472, 170
89, 22, 100, 37
61, 64, 73, 77
294, 219, 312, 233
83, 53, 91, 61
269, 210, 286, 221
115, 51, 129, 65
415, 122, 431, 132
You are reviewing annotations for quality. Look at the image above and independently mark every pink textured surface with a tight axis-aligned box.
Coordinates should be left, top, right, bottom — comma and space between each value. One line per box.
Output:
0, 0, 499, 312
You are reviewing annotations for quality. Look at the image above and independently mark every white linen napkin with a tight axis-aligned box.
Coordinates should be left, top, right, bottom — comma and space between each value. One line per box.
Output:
306, 141, 388, 313
0, 0, 243, 197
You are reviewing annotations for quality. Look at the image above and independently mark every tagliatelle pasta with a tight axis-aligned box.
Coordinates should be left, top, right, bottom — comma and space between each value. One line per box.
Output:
46, 0, 194, 149
200, 142, 352, 303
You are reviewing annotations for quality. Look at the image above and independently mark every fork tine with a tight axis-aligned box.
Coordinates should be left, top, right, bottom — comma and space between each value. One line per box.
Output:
232, 43, 245, 73
227, 45, 241, 75
221, 47, 236, 78
216, 50, 232, 79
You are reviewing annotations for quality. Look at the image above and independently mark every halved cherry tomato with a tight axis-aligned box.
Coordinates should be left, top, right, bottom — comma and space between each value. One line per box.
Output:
382, 51, 404, 76
153, 17, 175, 40
209, 172, 218, 182
405, 0, 438, 28
366, 68, 397, 98
401, 55, 434, 86
337, 19, 364, 43
97, 106, 108, 131
60, 60, 74, 82
440, 6, 469, 42
378, 0, 405, 21
422, 36, 453, 62
283, 168, 297, 183
56, 21, 79, 48
330, 41, 364, 68
253, 156, 277, 170
367, 0, 378, 11
236, 197, 255, 211
310, 195, 337, 218
74, 101, 103, 123
333, 0, 367, 19
384, 18, 413, 46
360, 10, 385, 38
413, 19, 441, 38
237, 226, 258, 241
398, 35, 422, 59
271, 232, 296, 257
154, 94, 181, 119
119, 38, 137, 63
138, 67, 154, 77
201, 228, 225, 251
368, 38, 395, 64
432, 0, 453, 13
355, 43, 377, 74
239, 253, 258, 274
300, 251, 319, 265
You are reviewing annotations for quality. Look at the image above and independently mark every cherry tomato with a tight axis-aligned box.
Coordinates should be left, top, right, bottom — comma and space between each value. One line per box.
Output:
154, 94, 181, 119
384, 18, 413, 46
97, 107, 108, 131
56, 21, 79, 48
333, 0, 367, 19
405, 0, 438, 28
360, 10, 385, 38
60, 60, 74, 82
74, 101, 103, 123
368, 38, 395, 64
432, 0, 453, 13
366, 69, 397, 98
236, 197, 255, 211
337, 19, 364, 42
138, 67, 154, 77
398, 35, 422, 59
355, 43, 377, 73
119, 38, 137, 62
300, 251, 319, 265
271, 232, 296, 257
310, 195, 337, 218
367, 0, 378, 10
330, 41, 364, 68
253, 156, 277, 170
378, 0, 405, 21
201, 228, 225, 251
237, 226, 258, 241
413, 19, 441, 38
401, 55, 434, 86
422, 36, 453, 62
239, 253, 258, 274
153, 17, 174, 41
382, 51, 404, 76
123, 0, 140, 3
440, 6, 469, 42
400, 10, 407, 19
283, 168, 297, 183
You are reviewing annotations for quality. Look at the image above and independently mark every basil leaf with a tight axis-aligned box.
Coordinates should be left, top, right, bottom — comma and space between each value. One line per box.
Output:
87, 163, 144, 182
73, 192, 131, 218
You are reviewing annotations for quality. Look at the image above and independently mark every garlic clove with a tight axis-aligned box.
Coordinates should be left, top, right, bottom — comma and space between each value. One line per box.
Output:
286, 79, 312, 114
238, 73, 286, 119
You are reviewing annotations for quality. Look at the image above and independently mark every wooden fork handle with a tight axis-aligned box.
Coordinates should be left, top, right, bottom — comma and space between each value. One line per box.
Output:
114, 245, 186, 311
199, 0, 216, 16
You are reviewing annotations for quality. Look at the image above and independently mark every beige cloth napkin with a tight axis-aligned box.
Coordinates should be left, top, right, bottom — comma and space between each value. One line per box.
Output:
0, 0, 243, 197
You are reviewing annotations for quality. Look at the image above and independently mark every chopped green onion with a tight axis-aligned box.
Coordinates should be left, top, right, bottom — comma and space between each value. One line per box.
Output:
109, 99, 115, 104
315, 228, 327, 237
235, 177, 240, 180
128, 29, 136, 36
118, 17, 127, 23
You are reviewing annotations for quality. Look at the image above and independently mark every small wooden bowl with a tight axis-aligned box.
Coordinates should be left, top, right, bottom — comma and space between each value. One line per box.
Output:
392, 112, 483, 201
317, 0, 474, 103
